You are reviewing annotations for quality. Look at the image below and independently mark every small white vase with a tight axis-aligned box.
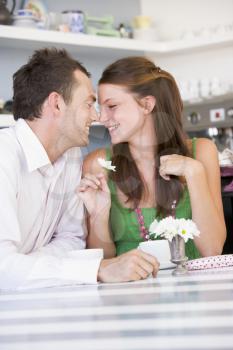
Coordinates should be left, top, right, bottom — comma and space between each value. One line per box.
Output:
169, 236, 188, 276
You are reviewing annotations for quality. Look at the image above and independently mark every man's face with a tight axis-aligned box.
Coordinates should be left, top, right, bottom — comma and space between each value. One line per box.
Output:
59, 70, 97, 148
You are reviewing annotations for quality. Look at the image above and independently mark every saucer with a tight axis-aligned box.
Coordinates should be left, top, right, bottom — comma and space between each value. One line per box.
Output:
13, 14, 39, 28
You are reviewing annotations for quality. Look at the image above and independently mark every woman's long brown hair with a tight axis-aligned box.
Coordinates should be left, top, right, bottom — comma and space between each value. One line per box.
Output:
99, 56, 190, 217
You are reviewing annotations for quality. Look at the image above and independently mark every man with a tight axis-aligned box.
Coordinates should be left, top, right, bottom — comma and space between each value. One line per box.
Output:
0, 48, 159, 290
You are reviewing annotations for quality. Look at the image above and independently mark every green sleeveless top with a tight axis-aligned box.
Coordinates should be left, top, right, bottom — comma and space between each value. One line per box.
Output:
106, 138, 201, 260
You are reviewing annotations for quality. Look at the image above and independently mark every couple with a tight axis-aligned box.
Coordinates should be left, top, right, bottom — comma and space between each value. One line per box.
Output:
0, 48, 226, 290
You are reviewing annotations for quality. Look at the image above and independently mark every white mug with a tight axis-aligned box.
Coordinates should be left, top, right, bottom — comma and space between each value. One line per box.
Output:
139, 240, 171, 265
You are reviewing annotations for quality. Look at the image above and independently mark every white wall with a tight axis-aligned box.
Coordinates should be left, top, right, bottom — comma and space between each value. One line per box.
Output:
0, 47, 117, 101
141, 0, 233, 85
141, 0, 233, 41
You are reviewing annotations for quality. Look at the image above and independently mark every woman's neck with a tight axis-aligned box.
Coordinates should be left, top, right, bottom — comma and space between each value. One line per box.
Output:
129, 144, 155, 165
128, 118, 156, 163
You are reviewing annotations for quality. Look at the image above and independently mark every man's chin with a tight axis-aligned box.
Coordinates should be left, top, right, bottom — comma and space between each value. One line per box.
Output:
80, 137, 90, 147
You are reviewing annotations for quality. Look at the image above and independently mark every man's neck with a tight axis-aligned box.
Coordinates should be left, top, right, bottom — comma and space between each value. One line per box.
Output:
26, 119, 64, 164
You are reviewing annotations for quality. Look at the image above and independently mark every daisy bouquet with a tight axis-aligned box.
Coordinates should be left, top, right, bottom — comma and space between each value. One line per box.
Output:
149, 216, 200, 243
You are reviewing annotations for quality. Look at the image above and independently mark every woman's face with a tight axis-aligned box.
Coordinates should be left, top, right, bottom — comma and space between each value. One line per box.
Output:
98, 84, 146, 144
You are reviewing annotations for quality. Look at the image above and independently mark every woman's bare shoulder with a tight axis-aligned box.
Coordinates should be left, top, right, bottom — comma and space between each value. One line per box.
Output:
83, 148, 108, 175
186, 137, 219, 176
187, 137, 218, 159
195, 137, 218, 160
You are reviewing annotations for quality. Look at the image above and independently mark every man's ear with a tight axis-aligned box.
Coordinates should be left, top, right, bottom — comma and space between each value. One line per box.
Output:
141, 96, 156, 114
47, 92, 64, 115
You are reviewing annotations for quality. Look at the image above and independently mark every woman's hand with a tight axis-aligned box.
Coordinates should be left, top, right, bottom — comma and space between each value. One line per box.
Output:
77, 173, 111, 218
159, 154, 203, 180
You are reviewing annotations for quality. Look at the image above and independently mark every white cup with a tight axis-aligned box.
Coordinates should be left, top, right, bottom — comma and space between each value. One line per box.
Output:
46, 12, 62, 31
189, 79, 199, 100
138, 240, 171, 265
133, 27, 158, 41
178, 80, 190, 101
133, 16, 152, 29
13, 16, 37, 28
210, 77, 222, 96
199, 78, 210, 98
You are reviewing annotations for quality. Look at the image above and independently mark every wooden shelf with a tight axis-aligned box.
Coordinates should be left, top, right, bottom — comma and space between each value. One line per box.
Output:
184, 120, 233, 132
184, 93, 233, 108
0, 25, 163, 56
1, 25, 233, 56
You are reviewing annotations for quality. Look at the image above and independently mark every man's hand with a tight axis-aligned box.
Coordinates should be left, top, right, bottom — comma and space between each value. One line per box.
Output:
97, 249, 160, 283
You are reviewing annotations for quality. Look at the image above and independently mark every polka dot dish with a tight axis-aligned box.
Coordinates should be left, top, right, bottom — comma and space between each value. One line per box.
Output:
185, 254, 233, 270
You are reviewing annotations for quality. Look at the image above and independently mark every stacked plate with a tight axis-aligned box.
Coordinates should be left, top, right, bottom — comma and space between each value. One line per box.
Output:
13, 9, 38, 28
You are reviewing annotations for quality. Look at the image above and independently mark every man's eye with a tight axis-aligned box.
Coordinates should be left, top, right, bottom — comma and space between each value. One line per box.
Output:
108, 105, 117, 109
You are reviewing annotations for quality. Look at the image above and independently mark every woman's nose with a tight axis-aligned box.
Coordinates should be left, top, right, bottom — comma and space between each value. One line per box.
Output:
99, 108, 109, 123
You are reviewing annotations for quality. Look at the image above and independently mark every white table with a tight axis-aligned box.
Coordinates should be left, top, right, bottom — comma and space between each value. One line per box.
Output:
1, 267, 233, 350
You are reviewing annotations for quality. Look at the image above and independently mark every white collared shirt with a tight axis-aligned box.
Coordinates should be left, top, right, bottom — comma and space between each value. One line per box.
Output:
0, 119, 102, 290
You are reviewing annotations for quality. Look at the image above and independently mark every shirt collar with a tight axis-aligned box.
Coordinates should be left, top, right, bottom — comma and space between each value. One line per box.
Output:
14, 119, 51, 173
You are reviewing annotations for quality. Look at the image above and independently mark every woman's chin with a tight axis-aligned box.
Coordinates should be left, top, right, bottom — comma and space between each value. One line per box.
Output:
109, 131, 129, 145
110, 134, 120, 144
111, 137, 125, 145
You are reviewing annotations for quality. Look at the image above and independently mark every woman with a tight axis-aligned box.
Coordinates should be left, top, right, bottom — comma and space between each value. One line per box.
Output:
78, 56, 226, 259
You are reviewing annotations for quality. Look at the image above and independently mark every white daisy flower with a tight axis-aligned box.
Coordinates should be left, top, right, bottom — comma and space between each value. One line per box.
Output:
177, 219, 200, 242
149, 218, 159, 234
97, 158, 116, 172
149, 216, 200, 243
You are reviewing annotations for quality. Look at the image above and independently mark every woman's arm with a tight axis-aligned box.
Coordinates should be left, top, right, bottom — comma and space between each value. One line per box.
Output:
78, 148, 116, 258
159, 138, 226, 257
187, 138, 226, 256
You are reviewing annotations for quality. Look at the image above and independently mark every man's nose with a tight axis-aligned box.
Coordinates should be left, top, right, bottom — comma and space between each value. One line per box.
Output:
91, 106, 99, 122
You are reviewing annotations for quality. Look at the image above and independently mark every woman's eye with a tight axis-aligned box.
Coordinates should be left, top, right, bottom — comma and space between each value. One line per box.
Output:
108, 105, 117, 109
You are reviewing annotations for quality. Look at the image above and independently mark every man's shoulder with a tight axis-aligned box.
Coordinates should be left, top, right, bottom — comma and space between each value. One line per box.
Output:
0, 128, 21, 165
0, 128, 21, 187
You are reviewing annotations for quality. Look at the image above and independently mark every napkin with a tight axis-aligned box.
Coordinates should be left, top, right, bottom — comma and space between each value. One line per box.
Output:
219, 148, 233, 167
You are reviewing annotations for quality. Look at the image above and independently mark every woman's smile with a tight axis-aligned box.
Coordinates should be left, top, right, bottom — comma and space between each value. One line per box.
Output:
108, 123, 120, 133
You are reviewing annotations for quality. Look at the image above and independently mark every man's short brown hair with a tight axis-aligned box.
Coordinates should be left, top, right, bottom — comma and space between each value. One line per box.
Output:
13, 48, 90, 120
